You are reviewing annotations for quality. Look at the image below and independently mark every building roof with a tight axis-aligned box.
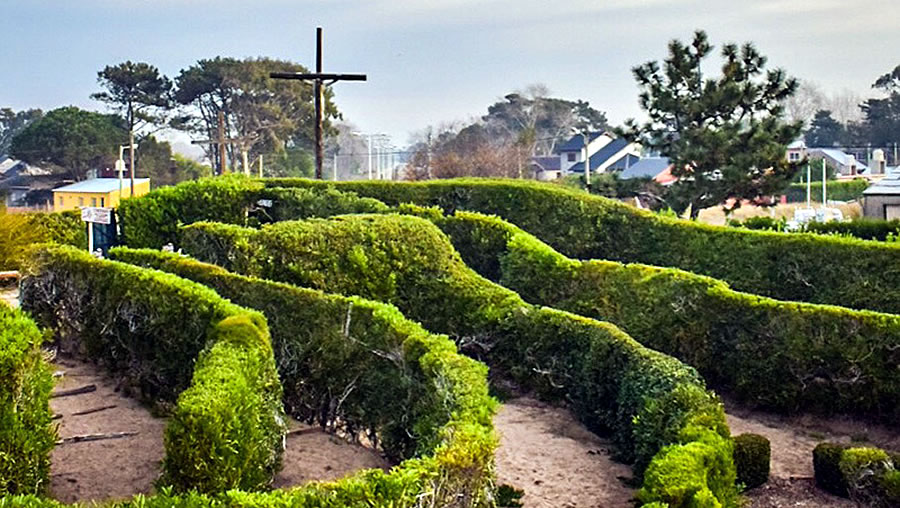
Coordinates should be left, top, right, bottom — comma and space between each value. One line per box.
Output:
619, 157, 671, 180
530, 155, 561, 172
557, 131, 606, 152
787, 140, 806, 150
863, 174, 900, 195
568, 138, 631, 172
53, 178, 149, 194
809, 148, 870, 171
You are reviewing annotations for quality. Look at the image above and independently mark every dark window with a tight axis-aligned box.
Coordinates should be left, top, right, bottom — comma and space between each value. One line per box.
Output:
567, 153, 576, 162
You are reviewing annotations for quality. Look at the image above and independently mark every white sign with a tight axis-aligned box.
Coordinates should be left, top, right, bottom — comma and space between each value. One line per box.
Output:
257, 199, 273, 208
81, 207, 112, 224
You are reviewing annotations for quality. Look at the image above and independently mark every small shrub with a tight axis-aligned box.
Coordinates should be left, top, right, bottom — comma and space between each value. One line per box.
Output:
733, 433, 770, 489
840, 447, 894, 507
0, 303, 56, 496
813, 442, 848, 496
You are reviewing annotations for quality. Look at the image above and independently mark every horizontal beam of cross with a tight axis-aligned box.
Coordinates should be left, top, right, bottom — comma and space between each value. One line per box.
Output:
269, 72, 367, 82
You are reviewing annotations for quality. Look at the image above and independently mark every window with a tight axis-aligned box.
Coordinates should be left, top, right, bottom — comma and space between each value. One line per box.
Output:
100, 197, 105, 207
788, 152, 800, 161
567, 153, 576, 162
78, 197, 84, 206
91, 197, 97, 207
58, 197, 64, 206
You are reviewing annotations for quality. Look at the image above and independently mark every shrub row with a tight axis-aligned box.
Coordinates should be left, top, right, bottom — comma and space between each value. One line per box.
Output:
109, 247, 498, 505
425, 210, 900, 423
20, 245, 284, 493
733, 215, 900, 242
1, 209, 85, 270
813, 442, 900, 506
179, 214, 739, 507
117, 176, 390, 248
0, 303, 55, 496
784, 179, 869, 203
260, 177, 900, 315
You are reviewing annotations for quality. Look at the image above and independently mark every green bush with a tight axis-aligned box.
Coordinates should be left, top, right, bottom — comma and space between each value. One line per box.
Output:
0, 303, 55, 496
254, 186, 390, 223
420, 210, 900, 423
177, 214, 738, 507
20, 245, 284, 493
785, 179, 868, 203
813, 442, 849, 496
729, 216, 785, 232
260, 177, 900, 315
109, 247, 498, 506
840, 447, 895, 507
24, 210, 87, 250
805, 218, 900, 241
732, 433, 770, 489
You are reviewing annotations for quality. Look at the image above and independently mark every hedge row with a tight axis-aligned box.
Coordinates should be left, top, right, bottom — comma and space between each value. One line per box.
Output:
117, 176, 390, 248
0, 303, 55, 496
20, 245, 285, 493
109, 246, 498, 507
813, 443, 900, 506
24, 210, 87, 250
179, 215, 739, 507
259, 177, 900, 315
784, 179, 869, 203
425, 209, 900, 423
733, 215, 900, 242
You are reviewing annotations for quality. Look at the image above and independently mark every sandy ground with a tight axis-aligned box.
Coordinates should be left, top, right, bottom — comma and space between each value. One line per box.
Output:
697, 201, 862, 226
274, 427, 389, 488
1, 285, 18, 308
494, 398, 635, 508
726, 399, 900, 507
49, 358, 167, 503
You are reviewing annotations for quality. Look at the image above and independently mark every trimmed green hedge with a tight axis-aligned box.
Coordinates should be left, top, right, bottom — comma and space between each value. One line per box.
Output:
0, 303, 55, 496
785, 179, 868, 203
804, 219, 900, 241
732, 434, 770, 490
179, 215, 738, 507
814, 443, 900, 507
259, 177, 900, 315
24, 210, 87, 250
20, 245, 284, 493
409, 209, 900, 424
109, 247, 497, 506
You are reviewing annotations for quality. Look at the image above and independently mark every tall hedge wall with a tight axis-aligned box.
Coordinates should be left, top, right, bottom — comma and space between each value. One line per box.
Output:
20, 246, 285, 493
784, 179, 868, 203
427, 210, 900, 424
260, 178, 900, 315
0, 303, 55, 496
179, 215, 739, 507
108, 247, 497, 506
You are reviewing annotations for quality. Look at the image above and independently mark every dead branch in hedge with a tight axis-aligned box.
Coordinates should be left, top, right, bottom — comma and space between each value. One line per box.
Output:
57, 431, 138, 445
51, 384, 97, 398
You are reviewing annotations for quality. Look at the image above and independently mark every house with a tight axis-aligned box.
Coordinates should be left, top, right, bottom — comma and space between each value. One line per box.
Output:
529, 156, 562, 181
0, 157, 57, 208
862, 174, 900, 219
52, 178, 150, 212
806, 148, 869, 176
786, 140, 806, 163
619, 157, 672, 182
555, 132, 641, 175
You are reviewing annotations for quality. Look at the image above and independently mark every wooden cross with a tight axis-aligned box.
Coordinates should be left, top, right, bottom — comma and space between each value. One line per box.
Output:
191, 111, 258, 175
270, 27, 367, 180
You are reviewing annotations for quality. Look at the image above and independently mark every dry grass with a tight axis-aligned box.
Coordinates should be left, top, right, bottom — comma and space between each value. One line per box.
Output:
697, 202, 863, 226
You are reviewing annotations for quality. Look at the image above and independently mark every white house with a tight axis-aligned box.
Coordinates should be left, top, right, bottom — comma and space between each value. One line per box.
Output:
555, 132, 641, 176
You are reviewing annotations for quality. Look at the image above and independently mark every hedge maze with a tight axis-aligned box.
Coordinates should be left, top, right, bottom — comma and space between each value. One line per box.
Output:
5, 176, 900, 507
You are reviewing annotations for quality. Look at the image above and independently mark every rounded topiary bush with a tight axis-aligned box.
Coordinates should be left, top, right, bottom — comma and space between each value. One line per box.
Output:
733, 433, 770, 489
840, 447, 895, 507
813, 442, 849, 496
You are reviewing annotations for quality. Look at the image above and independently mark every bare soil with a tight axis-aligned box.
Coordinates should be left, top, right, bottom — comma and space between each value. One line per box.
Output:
494, 397, 635, 508
725, 399, 900, 507
1, 284, 18, 308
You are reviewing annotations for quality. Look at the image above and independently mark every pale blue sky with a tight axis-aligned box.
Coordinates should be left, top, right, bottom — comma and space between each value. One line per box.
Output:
4, 0, 899, 146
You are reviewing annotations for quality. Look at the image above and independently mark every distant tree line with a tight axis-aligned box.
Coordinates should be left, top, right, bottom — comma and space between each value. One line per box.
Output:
4, 57, 339, 183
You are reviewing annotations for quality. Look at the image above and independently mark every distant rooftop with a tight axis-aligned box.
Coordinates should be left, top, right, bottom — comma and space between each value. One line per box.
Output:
619, 157, 671, 180
568, 138, 632, 172
53, 178, 149, 193
863, 173, 900, 195
557, 131, 606, 152
530, 155, 561, 172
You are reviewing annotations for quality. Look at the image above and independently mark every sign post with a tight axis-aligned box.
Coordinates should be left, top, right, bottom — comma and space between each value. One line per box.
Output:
81, 207, 112, 254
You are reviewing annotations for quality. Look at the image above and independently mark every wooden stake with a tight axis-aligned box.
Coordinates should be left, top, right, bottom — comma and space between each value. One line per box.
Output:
58, 431, 138, 445
71, 404, 117, 416
51, 384, 97, 398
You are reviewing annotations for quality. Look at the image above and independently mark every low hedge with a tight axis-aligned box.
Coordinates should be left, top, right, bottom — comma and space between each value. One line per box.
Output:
109, 247, 497, 506
804, 218, 900, 241
732, 434, 770, 489
0, 303, 55, 496
179, 215, 738, 507
24, 210, 87, 250
259, 177, 900, 315
20, 245, 284, 493
814, 443, 900, 507
426, 210, 900, 423
784, 179, 868, 203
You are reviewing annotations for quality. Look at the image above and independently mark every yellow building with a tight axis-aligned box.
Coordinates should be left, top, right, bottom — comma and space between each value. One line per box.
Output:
53, 178, 150, 211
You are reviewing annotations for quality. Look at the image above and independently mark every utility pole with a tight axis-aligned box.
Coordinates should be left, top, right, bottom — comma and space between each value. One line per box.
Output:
129, 129, 136, 197
258, 154, 264, 178
270, 27, 367, 180
582, 132, 592, 193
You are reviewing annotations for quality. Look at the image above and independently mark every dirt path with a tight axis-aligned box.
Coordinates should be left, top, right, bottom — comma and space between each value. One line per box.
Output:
494, 397, 635, 508
275, 427, 389, 488
1, 285, 18, 308
726, 401, 900, 507
49, 358, 167, 503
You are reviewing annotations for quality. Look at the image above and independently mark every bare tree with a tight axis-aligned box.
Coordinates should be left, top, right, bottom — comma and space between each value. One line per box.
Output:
783, 80, 826, 128
826, 88, 864, 125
